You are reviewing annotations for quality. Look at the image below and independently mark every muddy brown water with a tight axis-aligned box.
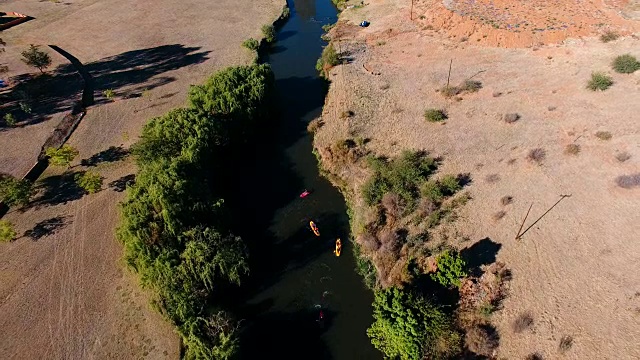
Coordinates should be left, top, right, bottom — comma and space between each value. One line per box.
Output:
229, 0, 381, 358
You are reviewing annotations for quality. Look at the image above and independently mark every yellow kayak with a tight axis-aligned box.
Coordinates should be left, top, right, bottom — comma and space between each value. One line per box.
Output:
334, 238, 342, 257
310, 221, 320, 236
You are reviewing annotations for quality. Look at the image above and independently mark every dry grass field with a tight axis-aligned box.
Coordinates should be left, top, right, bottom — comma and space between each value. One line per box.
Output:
0, 0, 282, 358
316, 0, 640, 358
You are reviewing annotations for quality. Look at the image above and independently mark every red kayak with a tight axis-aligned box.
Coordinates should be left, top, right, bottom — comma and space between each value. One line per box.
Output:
300, 190, 310, 198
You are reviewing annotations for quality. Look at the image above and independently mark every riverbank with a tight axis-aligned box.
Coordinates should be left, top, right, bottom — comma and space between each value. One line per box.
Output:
314, 0, 640, 358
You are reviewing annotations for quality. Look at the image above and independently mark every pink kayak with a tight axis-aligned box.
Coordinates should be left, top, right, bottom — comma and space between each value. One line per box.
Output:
300, 190, 310, 198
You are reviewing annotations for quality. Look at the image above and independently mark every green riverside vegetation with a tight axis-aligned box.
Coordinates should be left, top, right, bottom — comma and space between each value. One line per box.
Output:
118, 64, 274, 359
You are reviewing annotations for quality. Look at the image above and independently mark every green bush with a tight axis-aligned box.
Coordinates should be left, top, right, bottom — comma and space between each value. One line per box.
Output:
0, 176, 33, 207
45, 144, 79, 167
587, 72, 613, 91
74, 171, 103, 194
103, 89, 116, 99
0, 220, 16, 242
424, 108, 447, 122
261, 24, 276, 43
439, 174, 461, 196
362, 151, 437, 207
281, 6, 290, 19
3, 113, 16, 126
367, 287, 459, 360
421, 180, 443, 203
242, 38, 259, 51
430, 250, 467, 288
119, 64, 274, 358
316, 44, 340, 76
611, 54, 640, 74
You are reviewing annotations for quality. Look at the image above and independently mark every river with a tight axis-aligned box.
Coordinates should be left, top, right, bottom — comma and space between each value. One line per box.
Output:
231, 0, 380, 358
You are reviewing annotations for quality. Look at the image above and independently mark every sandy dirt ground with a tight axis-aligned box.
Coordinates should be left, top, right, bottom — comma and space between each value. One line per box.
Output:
0, 0, 282, 358
316, 0, 640, 358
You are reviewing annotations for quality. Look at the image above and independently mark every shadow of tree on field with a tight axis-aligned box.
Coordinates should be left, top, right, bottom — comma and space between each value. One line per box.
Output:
29, 172, 85, 209
460, 237, 502, 278
81, 146, 130, 167
108, 174, 135, 192
24, 215, 71, 241
0, 44, 209, 130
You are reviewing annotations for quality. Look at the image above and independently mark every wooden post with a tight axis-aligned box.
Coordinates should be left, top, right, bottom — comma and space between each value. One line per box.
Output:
410, 0, 414, 20
446, 59, 453, 89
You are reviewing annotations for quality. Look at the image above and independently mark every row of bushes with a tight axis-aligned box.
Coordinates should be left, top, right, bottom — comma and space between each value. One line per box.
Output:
117, 64, 274, 359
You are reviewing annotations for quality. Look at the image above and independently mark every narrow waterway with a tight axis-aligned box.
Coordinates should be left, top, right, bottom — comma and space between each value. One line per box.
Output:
232, 0, 380, 358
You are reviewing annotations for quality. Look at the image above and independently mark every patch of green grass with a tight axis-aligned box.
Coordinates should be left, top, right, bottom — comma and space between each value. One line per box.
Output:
587, 72, 613, 91
424, 108, 447, 122
612, 54, 640, 74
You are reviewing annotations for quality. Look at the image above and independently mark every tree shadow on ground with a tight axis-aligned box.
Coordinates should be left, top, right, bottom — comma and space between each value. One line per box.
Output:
0, 44, 209, 129
81, 146, 130, 167
23, 215, 71, 241
460, 237, 502, 277
29, 172, 85, 209
108, 174, 135, 192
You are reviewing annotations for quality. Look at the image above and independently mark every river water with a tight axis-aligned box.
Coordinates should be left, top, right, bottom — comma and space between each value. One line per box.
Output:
233, 0, 380, 358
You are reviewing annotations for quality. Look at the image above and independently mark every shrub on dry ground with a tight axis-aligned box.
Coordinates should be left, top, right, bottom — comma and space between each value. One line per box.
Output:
465, 324, 499, 357
587, 72, 613, 91
612, 54, 640, 74
595, 131, 612, 140
527, 148, 546, 165
440, 80, 483, 98
362, 151, 437, 207
615, 173, 640, 189
564, 144, 580, 155
526, 353, 544, 360
492, 210, 506, 221
340, 110, 354, 118
600, 30, 619, 42
512, 312, 534, 333
615, 152, 631, 162
500, 195, 513, 206
0, 220, 17, 242
485, 174, 500, 183
424, 108, 447, 122
558, 335, 573, 353
503, 113, 520, 123
381, 192, 404, 220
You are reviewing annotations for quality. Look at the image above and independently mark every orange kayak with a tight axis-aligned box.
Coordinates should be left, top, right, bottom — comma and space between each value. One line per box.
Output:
310, 221, 320, 236
334, 238, 342, 257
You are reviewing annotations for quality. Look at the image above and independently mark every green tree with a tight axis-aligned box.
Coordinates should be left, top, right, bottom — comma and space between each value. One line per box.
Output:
261, 24, 276, 43
430, 249, 467, 288
0, 176, 33, 207
21, 44, 52, 73
0, 220, 17, 242
46, 144, 79, 167
74, 171, 103, 194
367, 287, 458, 360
